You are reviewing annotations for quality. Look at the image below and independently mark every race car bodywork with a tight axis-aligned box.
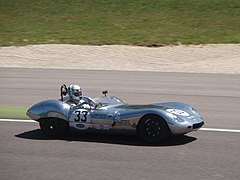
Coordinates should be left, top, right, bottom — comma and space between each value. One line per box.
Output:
27, 93, 204, 143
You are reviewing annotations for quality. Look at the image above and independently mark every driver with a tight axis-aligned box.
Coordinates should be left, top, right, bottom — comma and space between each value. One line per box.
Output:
66, 84, 97, 108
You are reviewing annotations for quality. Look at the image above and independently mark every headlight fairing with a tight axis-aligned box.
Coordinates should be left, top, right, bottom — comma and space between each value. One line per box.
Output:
191, 107, 203, 118
166, 108, 191, 123
168, 113, 185, 123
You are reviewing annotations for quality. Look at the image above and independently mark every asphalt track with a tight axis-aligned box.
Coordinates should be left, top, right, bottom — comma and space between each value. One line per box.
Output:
0, 67, 240, 180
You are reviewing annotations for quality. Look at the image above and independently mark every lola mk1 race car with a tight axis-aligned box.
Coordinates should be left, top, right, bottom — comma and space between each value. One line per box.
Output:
26, 85, 204, 144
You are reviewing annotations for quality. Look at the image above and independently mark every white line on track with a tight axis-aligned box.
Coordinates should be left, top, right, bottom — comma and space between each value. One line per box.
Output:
199, 128, 240, 133
0, 119, 240, 133
0, 119, 36, 123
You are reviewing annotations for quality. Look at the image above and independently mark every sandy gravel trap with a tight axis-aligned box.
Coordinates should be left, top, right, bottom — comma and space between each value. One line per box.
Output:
0, 44, 239, 74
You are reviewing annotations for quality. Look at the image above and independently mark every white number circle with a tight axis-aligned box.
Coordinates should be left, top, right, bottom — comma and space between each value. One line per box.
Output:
166, 109, 189, 116
69, 109, 90, 123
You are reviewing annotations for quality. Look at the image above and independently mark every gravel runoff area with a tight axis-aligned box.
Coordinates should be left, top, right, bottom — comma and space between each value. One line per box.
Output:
0, 44, 239, 74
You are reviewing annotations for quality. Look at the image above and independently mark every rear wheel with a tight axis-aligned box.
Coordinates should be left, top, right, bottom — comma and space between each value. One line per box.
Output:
39, 118, 69, 138
138, 115, 169, 144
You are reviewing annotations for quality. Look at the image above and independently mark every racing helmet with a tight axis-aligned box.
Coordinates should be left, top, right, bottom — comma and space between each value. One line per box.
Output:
68, 84, 82, 101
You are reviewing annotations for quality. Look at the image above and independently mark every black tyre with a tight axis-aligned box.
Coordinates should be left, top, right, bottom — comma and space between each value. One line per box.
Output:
39, 118, 69, 138
138, 115, 169, 144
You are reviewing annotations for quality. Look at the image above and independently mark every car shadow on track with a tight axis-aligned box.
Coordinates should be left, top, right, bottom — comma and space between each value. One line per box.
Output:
15, 129, 197, 146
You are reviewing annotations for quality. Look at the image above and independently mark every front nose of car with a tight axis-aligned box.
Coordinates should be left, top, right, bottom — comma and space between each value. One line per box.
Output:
26, 106, 40, 120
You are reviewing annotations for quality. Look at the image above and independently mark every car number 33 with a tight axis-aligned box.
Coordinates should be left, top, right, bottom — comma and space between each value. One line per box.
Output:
69, 109, 90, 123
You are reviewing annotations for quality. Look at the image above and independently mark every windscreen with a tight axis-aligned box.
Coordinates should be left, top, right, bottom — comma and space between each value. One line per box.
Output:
94, 96, 126, 106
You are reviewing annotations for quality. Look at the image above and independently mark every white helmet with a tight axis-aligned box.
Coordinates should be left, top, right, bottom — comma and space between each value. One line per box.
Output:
68, 84, 82, 101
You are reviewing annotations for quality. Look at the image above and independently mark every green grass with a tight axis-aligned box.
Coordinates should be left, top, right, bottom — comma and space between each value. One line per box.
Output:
0, 0, 240, 46
0, 106, 30, 119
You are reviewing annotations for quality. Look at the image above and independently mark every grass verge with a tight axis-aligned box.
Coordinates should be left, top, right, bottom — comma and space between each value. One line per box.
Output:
0, 0, 239, 46
0, 106, 30, 120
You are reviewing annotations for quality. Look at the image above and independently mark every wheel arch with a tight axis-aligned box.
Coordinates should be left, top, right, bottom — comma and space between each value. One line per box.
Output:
38, 117, 68, 123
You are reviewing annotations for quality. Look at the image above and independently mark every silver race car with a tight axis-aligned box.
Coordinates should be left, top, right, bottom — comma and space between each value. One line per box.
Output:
26, 85, 204, 144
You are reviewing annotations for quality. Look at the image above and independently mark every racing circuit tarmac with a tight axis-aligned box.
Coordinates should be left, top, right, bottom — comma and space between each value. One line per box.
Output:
0, 67, 240, 180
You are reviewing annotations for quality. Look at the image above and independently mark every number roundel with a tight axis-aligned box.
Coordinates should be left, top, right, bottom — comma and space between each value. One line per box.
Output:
72, 110, 89, 122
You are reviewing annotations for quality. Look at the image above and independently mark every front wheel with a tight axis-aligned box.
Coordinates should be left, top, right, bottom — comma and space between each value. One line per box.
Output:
39, 118, 69, 138
138, 115, 169, 144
